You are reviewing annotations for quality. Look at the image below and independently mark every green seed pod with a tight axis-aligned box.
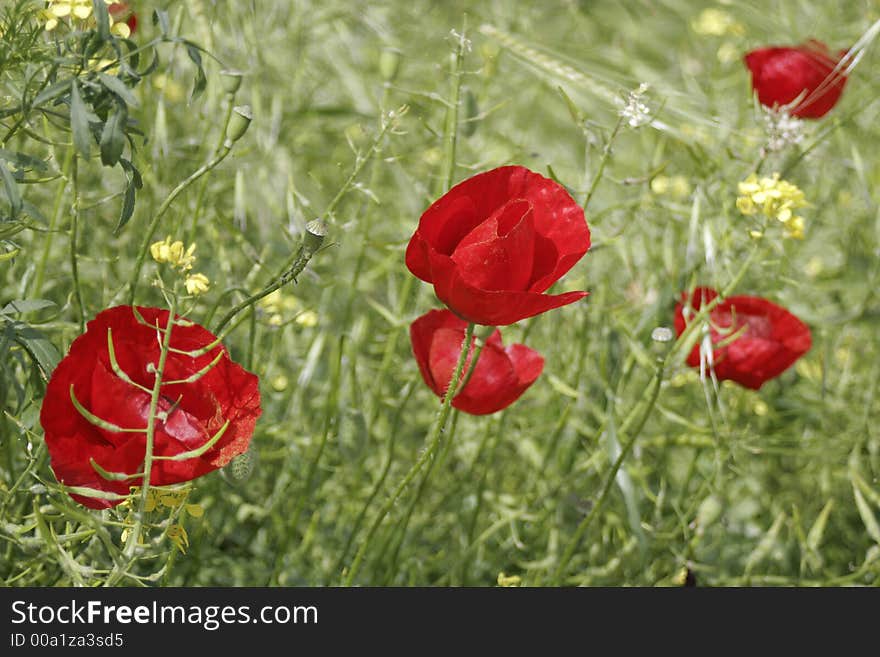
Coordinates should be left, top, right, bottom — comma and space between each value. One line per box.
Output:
221, 448, 258, 486
226, 105, 253, 143
219, 69, 245, 95
379, 47, 402, 82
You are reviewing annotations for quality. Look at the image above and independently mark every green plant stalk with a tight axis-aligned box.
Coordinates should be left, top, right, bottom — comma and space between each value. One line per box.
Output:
551, 359, 665, 584
68, 155, 84, 332
330, 383, 415, 584
344, 322, 475, 585
267, 335, 344, 585
440, 22, 467, 193
104, 293, 178, 586
32, 144, 74, 299
583, 114, 625, 211
184, 94, 236, 244
126, 101, 236, 305
211, 110, 399, 335
549, 235, 765, 584
380, 412, 462, 584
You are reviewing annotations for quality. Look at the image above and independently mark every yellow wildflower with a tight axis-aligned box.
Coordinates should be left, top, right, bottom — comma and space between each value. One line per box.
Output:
736, 173, 809, 239
497, 572, 522, 587
691, 9, 745, 37
295, 310, 318, 328
184, 273, 210, 296
43, 0, 128, 36
150, 236, 197, 271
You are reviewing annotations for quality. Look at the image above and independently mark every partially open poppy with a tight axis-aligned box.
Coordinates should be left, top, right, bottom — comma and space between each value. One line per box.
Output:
410, 309, 544, 415
40, 306, 261, 509
674, 287, 811, 390
744, 40, 848, 118
405, 166, 590, 326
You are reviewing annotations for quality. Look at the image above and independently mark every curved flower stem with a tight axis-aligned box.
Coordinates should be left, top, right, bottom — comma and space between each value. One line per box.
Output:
68, 154, 85, 332
211, 109, 402, 336
548, 236, 766, 584
343, 322, 475, 586
551, 358, 664, 584
440, 20, 468, 192
583, 114, 625, 212
32, 145, 74, 299
184, 94, 236, 245
126, 103, 236, 305
104, 295, 178, 586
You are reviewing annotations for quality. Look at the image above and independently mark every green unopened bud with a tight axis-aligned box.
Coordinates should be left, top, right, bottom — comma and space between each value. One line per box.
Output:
219, 69, 245, 95
225, 105, 252, 144
379, 47, 402, 82
304, 219, 327, 256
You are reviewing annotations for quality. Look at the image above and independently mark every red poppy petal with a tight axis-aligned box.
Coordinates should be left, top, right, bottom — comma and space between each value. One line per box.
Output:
41, 305, 261, 508
744, 42, 847, 119
452, 198, 536, 292
505, 343, 545, 388
428, 250, 587, 325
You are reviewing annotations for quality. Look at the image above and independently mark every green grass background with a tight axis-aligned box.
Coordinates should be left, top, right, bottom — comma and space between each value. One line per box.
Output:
2, 0, 880, 586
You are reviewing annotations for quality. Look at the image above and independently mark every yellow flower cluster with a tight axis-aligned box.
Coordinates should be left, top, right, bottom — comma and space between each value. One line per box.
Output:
736, 173, 808, 239
258, 290, 318, 327
150, 236, 211, 296
43, 0, 132, 38
691, 9, 745, 37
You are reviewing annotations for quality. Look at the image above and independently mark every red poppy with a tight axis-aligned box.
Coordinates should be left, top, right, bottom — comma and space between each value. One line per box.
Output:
410, 309, 544, 415
108, 2, 137, 33
744, 40, 848, 118
405, 166, 590, 326
40, 306, 261, 509
673, 287, 811, 390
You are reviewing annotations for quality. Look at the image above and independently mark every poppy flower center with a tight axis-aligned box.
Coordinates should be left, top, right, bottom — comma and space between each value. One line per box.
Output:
450, 198, 536, 292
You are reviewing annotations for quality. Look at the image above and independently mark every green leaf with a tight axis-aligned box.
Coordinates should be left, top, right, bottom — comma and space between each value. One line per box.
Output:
97, 72, 139, 108
152, 9, 170, 36
0, 160, 21, 218
69, 80, 91, 159
33, 78, 72, 108
853, 486, 880, 544
113, 158, 143, 234
806, 499, 834, 552
185, 42, 207, 101
1, 299, 55, 316
0, 149, 49, 172
9, 321, 61, 381
92, 0, 110, 40
99, 104, 127, 166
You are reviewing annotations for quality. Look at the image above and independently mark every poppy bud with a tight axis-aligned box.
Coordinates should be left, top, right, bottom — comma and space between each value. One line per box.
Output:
304, 219, 327, 256
379, 47, 402, 82
226, 105, 253, 144
220, 69, 245, 95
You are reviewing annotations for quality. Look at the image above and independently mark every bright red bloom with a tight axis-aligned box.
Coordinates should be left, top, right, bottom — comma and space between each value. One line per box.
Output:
744, 40, 848, 118
405, 166, 590, 326
40, 306, 261, 509
410, 309, 544, 415
673, 287, 811, 390
108, 2, 137, 33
